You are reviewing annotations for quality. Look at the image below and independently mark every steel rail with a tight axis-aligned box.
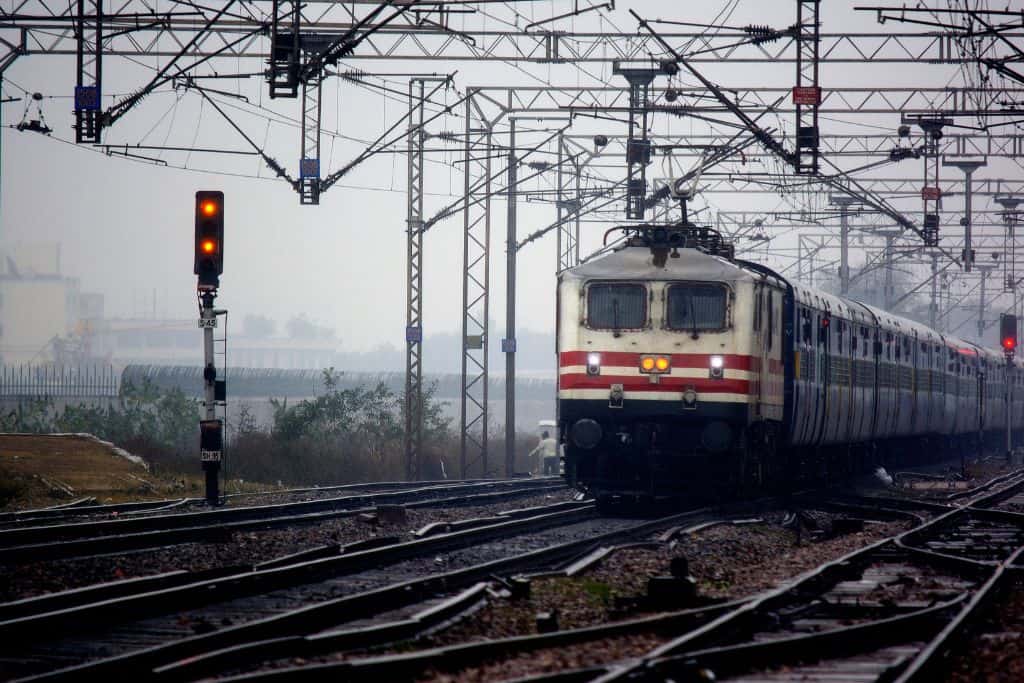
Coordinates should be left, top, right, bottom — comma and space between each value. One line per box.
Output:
896, 547, 1024, 681
160, 494, 923, 682
0, 478, 560, 547
0, 503, 597, 644
0, 483, 567, 563
583, 477, 1024, 682
13, 503, 745, 681
204, 597, 749, 683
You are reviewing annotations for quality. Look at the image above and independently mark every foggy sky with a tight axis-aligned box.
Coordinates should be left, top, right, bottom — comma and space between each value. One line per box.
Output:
0, 0, 1018, 355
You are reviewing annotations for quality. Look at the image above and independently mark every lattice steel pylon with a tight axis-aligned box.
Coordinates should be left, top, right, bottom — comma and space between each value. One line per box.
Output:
405, 78, 427, 482
268, 0, 300, 98
793, 0, 820, 174
556, 133, 581, 272
613, 63, 660, 219
299, 76, 322, 205
460, 92, 492, 478
74, 0, 102, 143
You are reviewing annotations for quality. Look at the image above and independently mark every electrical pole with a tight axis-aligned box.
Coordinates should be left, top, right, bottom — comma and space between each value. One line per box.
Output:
405, 78, 427, 482
830, 195, 857, 295
929, 253, 939, 331
943, 158, 987, 273
977, 264, 996, 342
875, 228, 901, 310
504, 119, 517, 476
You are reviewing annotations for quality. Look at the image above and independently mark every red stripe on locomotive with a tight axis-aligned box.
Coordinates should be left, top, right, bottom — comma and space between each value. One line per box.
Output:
559, 374, 750, 394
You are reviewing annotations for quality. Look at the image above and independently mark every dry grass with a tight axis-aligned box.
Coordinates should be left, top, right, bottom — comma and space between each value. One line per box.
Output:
0, 434, 217, 510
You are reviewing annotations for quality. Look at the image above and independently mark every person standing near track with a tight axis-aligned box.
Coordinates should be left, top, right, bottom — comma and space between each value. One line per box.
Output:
529, 431, 559, 475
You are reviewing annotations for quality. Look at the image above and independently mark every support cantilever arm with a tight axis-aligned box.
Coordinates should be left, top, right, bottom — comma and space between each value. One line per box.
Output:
630, 9, 793, 165
103, 0, 241, 128
192, 84, 299, 191
818, 156, 960, 267
299, 0, 421, 83
319, 78, 457, 195
426, 125, 569, 233
634, 10, 935, 253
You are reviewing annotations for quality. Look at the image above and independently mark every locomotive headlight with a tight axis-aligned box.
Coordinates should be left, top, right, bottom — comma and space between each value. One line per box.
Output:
655, 356, 670, 372
587, 353, 601, 376
709, 355, 724, 379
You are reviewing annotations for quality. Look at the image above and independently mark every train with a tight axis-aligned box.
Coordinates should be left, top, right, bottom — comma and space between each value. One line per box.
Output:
556, 224, 1024, 503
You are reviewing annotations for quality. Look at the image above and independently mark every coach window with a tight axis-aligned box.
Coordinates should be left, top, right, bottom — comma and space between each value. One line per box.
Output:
665, 282, 729, 334
586, 282, 647, 331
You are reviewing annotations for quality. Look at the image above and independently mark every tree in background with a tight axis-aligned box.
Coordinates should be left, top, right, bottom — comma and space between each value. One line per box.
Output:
243, 314, 276, 339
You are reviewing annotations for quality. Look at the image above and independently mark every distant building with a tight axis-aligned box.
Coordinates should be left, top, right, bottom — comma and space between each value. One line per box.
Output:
94, 318, 340, 370
0, 243, 104, 365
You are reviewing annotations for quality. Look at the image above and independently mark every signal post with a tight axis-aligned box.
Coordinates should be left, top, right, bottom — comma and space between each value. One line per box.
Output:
1002, 313, 1018, 465
195, 191, 226, 506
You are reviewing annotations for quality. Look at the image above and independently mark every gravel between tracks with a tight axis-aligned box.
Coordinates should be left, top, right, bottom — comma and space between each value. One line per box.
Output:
239, 512, 909, 682
944, 578, 1024, 683
0, 490, 575, 602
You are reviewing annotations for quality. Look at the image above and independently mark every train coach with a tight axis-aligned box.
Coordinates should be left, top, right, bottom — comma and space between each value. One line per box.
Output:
556, 225, 1024, 502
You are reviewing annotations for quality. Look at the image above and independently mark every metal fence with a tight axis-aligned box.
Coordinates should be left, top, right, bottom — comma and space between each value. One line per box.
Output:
121, 365, 556, 400
0, 364, 120, 398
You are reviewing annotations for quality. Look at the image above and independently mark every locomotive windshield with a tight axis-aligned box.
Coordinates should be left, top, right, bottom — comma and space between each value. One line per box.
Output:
586, 283, 646, 330
666, 283, 727, 331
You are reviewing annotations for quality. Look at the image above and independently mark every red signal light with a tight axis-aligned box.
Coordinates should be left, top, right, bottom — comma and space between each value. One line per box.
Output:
1004, 337, 1017, 351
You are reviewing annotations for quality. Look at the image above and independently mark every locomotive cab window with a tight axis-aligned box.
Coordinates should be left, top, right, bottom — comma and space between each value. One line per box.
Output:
586, 283, 647, 330
665, 283, 728, 332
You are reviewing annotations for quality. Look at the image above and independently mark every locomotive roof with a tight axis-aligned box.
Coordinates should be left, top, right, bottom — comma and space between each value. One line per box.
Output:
561, 245, 755, 284
566, 244, 1017, 364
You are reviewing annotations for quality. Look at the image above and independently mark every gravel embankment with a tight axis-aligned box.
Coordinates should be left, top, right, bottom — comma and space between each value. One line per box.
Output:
0, 491, 575, 602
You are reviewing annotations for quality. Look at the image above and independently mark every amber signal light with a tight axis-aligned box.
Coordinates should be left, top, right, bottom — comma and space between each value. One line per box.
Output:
639, 355, 671, 374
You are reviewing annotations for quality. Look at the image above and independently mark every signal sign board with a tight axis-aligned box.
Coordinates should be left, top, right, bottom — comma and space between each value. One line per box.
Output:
299, 158, 320, 179
792, 86, 821, 105
922, 186, 942, 200
74, 86, 100, 111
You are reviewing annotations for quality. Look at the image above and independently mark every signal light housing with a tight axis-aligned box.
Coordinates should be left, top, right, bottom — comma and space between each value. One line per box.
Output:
194, 191, 224, 288
1001, 313, 1018, 353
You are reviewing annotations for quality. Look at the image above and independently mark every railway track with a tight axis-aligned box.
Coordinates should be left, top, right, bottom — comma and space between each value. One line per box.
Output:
0, 497, 763, 682
0, 477, 547, 529
0, 478, 564, 562
483, 473, 1024, 683
6, 469, 1020, 681
174, 471, 1024, 683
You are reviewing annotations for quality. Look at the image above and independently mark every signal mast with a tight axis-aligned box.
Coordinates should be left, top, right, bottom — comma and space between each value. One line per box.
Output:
1002, 313, 1018, 464
195, 191, 227, 505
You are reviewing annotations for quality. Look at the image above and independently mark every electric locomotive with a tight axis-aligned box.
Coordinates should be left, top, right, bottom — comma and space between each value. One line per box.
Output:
557, 224, 1024, 502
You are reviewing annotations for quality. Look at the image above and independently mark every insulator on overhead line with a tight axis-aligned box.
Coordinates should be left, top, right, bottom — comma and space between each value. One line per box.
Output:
744, 24, 781, 44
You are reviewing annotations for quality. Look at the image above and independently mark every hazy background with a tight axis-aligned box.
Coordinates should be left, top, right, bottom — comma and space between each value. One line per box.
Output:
0, 0, 1017, 374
